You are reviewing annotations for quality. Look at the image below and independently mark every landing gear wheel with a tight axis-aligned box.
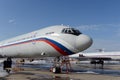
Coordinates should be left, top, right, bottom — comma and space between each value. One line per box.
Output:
52, 67, 56, 73
6, 69, 11, 73
52, 67, 61, 73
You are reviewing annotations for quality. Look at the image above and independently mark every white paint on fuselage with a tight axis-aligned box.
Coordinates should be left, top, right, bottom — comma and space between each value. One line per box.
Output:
70, 51, 120, 60
0, 25, 92, 58
84, 52, 120, 60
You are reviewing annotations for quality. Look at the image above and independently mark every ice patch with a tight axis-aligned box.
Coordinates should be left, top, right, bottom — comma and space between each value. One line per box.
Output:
76, 71, 99, 74
0, 67, 8, 77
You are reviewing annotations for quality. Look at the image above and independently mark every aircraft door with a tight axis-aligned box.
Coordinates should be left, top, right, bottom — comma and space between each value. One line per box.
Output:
32, 32, 37, 45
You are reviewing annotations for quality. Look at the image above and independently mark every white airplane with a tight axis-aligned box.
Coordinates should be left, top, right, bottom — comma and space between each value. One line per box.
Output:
70, 51, 120, 60
69, 51, 120, 68
0, 25, 93, 58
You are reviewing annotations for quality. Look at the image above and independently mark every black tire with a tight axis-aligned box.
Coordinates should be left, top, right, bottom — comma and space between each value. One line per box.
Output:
52, 67, 61, 73
6, 69, 11, 73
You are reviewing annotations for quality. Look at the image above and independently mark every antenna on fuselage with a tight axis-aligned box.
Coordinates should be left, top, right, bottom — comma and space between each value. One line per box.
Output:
67, 25, 70, 28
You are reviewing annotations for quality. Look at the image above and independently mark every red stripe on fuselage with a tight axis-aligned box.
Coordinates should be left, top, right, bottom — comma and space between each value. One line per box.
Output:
0, 39, 68, 56
36, 39, 68, 56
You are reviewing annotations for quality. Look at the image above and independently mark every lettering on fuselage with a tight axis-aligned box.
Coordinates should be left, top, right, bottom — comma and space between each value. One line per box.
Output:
45, 32, 54, 35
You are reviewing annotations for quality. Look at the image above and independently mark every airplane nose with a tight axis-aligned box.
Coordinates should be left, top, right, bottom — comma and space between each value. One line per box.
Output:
76, 34, 93, 52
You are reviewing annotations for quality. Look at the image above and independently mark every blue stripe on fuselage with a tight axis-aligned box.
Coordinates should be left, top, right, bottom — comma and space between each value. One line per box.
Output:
0, 38, 75, 55
41, 38, 75, 55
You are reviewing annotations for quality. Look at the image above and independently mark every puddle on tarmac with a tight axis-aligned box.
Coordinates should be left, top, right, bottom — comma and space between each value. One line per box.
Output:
27, 76, 80, 80
27, 74, 80, 80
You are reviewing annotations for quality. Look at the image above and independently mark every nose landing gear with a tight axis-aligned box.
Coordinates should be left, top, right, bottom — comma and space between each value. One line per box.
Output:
51, 56, 72, 74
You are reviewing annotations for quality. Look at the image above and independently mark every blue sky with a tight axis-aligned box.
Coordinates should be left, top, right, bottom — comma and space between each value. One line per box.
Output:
0, 0, 120, 52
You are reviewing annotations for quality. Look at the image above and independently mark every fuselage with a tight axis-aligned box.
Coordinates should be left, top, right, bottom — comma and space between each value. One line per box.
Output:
0, 25, 93, 58
70, 52, 120, 60
83, 52, 120, 60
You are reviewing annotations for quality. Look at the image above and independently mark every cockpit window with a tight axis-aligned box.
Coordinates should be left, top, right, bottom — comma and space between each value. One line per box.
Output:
62, 28, 82, 36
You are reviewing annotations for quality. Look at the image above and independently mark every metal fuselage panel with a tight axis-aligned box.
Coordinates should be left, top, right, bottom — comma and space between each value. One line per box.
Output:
0, 25, 92, 58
